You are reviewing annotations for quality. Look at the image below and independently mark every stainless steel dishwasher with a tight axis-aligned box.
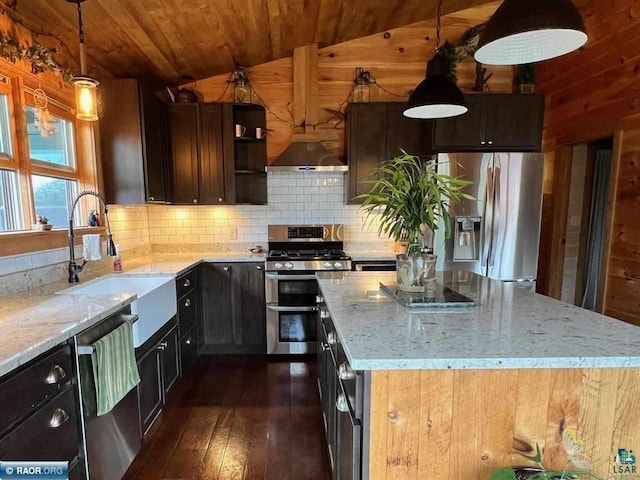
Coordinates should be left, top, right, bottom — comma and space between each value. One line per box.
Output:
75, 307, 141, 480
351, 260, 396, 272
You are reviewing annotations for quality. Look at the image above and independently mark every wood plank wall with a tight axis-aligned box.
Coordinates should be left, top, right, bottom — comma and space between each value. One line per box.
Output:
189, 1, 512, 163
537, 0, 640, 324
369, 368, 640, 480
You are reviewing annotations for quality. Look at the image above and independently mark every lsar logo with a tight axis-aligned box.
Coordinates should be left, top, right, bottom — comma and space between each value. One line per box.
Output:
613, 448, 638, 475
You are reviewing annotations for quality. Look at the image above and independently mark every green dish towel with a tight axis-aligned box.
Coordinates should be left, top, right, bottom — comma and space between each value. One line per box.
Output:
91, 321, 141, 416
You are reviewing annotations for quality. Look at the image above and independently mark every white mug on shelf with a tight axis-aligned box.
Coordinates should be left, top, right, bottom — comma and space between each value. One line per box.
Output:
256, 127, 267, 139
234, 124, 247, 138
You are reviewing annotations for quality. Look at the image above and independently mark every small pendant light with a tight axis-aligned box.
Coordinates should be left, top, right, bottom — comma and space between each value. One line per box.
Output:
67, 0, 99, 121
404, 0, 468, 119
475, 0, 588, 66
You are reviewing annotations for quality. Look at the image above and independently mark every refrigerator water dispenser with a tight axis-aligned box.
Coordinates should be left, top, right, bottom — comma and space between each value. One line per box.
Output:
454, 217, 481, 261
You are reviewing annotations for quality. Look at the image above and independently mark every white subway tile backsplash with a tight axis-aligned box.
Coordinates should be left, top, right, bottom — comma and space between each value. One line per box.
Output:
2, 174, 390, 284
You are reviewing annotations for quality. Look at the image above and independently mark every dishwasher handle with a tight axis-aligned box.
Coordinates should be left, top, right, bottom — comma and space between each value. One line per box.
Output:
77, 314, 139, 355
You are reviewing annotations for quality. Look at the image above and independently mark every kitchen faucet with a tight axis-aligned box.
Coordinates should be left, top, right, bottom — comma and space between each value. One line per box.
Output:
68, 190, 117, 283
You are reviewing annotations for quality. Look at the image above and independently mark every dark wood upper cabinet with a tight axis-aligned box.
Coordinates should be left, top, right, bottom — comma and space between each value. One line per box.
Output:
167, 104, 201, 204
198, 103, 227, 204
99, 79, 170, 204
433, 93, 545, 152
346, 102, 434, 204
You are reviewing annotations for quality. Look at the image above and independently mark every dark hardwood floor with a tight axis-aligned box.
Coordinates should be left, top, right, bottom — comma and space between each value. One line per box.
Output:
123, 355, 331, 480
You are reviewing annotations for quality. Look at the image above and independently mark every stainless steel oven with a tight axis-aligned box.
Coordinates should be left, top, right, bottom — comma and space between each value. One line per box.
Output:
266, 272, 320, 354
266, 224, 351, 355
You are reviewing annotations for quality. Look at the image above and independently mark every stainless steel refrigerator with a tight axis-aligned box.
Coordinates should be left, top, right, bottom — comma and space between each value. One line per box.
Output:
435, 152, 545, 282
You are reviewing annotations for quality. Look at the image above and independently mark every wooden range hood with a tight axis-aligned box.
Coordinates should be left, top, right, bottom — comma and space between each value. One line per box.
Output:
267, 44, 347, 172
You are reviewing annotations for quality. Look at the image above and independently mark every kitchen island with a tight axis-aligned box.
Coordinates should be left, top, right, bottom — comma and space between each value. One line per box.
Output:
316, 271, 640, 480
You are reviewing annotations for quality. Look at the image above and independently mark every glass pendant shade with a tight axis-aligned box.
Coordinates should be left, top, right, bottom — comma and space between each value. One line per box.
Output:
404, 54, 468, 119
73, 76, 99, 121
475, 0, 588, 65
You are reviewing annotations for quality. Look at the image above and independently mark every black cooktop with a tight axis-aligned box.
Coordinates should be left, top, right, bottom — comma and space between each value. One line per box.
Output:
267, 248, 350, 261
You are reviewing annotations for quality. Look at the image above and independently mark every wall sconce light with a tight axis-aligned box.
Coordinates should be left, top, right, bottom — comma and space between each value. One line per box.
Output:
67, 0, 99, 121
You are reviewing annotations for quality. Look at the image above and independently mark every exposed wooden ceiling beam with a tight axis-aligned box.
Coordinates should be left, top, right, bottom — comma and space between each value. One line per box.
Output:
266, 0, 283, 59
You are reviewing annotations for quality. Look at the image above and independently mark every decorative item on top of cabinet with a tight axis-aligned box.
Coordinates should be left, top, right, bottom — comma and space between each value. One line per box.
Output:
221, 104, 267, 205
346, 102, 435, 204
167, 103, 231, 205
433, 93, 545, 152
99, 79, 170, 204
200, 262, 266, 354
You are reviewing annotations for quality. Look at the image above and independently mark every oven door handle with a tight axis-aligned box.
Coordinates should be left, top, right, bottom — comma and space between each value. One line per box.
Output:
267, 305, 319, 312
265, 274, 318, 281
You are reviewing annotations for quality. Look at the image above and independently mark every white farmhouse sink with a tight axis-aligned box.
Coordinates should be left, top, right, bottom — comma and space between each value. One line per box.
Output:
58, 275, 177, 347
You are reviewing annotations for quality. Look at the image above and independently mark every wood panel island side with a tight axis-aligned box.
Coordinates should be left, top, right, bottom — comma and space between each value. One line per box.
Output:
316, 271, 640, 480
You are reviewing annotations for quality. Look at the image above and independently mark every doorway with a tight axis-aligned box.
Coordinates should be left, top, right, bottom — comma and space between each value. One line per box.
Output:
559, 137, 614, 311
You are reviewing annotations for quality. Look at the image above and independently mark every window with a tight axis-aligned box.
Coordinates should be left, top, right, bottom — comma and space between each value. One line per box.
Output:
0, 74, 91, 233
0, 169, 22, 230
31, 174, 79, 227
26, 105, 76, 169
0, 93, 12, 160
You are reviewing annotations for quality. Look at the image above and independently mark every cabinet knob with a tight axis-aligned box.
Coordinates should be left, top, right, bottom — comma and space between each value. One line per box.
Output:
45, 365, 67, 385
339, 362, 356, 380
183, 279, 191, 287
184, 298, 191, 307
218, 197, 223, 202
149, 196, 155, 202
157, 341, 168, 351
256, 265, 262, 270
336, 394, 349, 413
223, 266, 231, 272
185, 337, 192, 345
327, 331, 337, 345
193, 198, 198, 203
321, 342, 330, 352
487, 140, 493, 145
480, 141, 486, 145
49, 408, 70, 428
320, 310, 329, 319
316, 295, 323, 304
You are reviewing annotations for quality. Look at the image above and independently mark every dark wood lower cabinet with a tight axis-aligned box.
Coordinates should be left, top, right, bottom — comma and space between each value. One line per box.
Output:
136, 345, 162, 435
179, 325, 199, 374
136, 318, 180, 436
0, 341, 85, 478
160, 324, 179, 400
200, 262, 266, 354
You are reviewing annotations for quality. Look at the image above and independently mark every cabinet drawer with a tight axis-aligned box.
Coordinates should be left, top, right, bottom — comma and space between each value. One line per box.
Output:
177, 269, 197, 298
180, 325, 199, 375
0, 345, 73, 436
178, 291, 197, 336
0, 387, 80, 462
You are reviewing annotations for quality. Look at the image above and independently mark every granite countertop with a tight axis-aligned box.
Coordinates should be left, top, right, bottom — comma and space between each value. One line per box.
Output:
316, 271, 640, 371
0, 293, 135, 377
0, 251, 266, 379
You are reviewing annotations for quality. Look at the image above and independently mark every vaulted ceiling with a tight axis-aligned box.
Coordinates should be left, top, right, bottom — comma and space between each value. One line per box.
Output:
5, 0, 501, 85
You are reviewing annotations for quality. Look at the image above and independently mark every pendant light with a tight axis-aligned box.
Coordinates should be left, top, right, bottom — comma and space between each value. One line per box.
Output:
404, 0, 467, 119
475, 0, 588, 66
67, 0, 99, 121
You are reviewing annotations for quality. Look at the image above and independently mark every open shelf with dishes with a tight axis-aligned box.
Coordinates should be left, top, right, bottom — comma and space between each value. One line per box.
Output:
223, 103, 268, 205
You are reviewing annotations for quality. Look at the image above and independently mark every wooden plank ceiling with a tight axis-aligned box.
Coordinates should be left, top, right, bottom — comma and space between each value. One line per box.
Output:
5, 0, 499, 85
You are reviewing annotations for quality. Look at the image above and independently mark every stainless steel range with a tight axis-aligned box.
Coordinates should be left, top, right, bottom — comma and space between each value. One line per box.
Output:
266, 224, 351, 355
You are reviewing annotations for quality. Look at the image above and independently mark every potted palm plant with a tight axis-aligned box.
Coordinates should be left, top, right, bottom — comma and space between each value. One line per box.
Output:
358, 153, 472, 293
